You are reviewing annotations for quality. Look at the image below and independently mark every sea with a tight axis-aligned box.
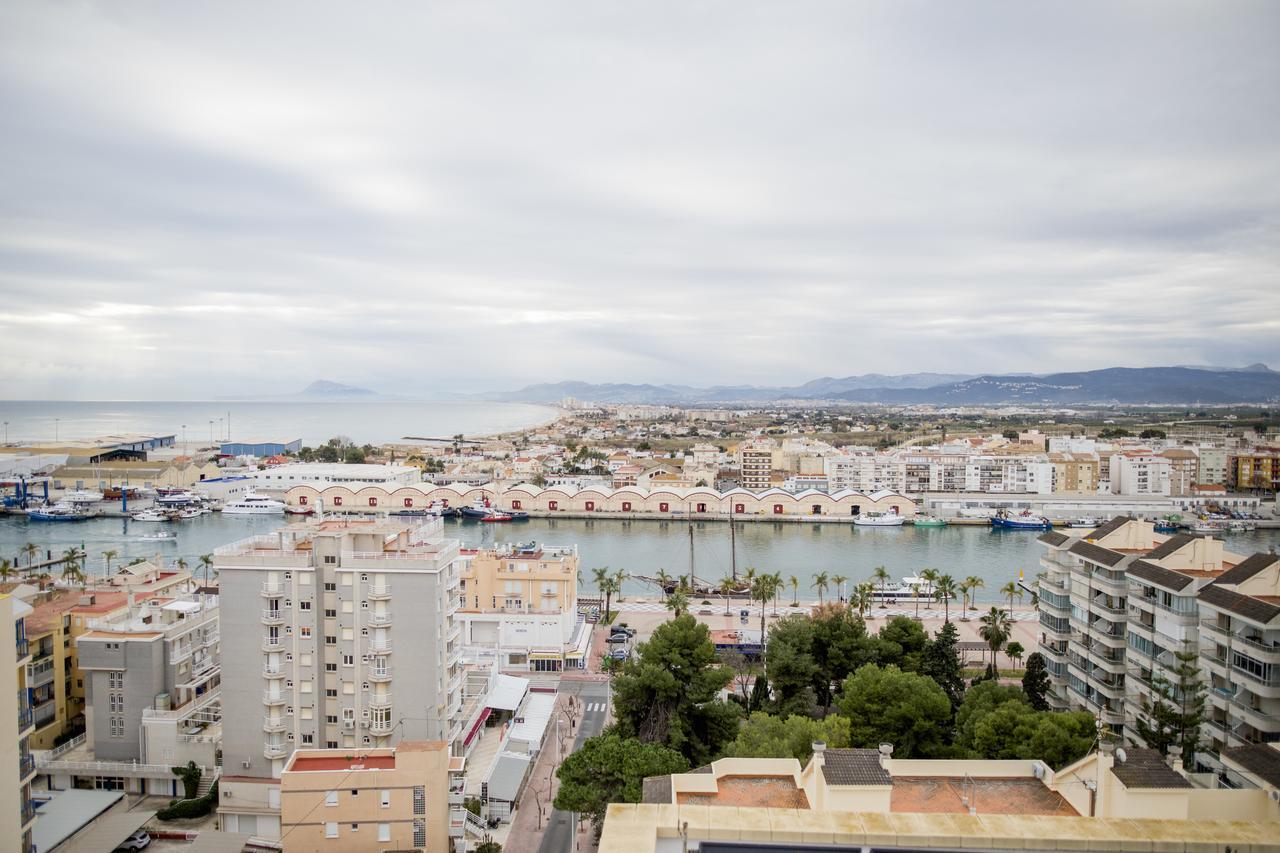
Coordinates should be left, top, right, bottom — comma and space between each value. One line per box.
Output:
4, 513, 1278, 605
0, 399, 559, 447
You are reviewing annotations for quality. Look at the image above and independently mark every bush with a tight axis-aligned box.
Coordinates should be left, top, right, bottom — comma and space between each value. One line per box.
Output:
156, 781, 218, 821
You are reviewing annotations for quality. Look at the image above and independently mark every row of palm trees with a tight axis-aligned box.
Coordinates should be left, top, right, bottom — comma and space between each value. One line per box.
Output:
1, 546, 218, 588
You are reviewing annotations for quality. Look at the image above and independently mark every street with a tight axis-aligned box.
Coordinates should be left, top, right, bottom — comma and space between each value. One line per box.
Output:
534, 679, 610, 853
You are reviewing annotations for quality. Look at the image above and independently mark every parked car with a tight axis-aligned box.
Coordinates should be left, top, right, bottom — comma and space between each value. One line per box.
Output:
115, 831, 151, 852
609, 648, 630, 661
605, 634, 629, 645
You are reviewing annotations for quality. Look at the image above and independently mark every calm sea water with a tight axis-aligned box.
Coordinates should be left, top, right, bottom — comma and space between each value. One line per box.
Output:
5, 513, 1277, 605
0, 400, 558, 447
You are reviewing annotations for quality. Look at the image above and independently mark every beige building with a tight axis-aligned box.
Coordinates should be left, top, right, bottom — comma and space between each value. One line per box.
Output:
1049, 451, 1100, 493
1160, 448, 1199, 496
738, 440, 776, 491
51, 459, 221, 492
1197, 446, 1229, 486
280, 741, 453, 853
609, 744, 1280, 853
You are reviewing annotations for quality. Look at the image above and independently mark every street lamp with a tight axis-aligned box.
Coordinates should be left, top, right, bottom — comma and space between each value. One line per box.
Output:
54, 417, 60, 442
209, 420, 214, 447
181, 425, 186, 455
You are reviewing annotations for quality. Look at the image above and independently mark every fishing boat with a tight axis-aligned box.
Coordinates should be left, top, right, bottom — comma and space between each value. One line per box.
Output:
990, 509, 1052, 530
1066, 517, 1103, 528
131, 508, 170, 522
222, 492, 286, 515
27, 502, 95, 521
854, 511, 905, 527
1153, 516, 1183, 534
461, 498, 511, 521
912, 516, 948, 527
138, 531, 177, 541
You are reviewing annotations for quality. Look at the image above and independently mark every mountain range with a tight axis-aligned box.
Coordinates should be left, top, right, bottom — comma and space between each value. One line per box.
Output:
472, 365, 1280, 406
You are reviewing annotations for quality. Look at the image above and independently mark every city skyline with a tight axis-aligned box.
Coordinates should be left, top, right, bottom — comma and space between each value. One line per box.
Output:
1, 2, 1278, 400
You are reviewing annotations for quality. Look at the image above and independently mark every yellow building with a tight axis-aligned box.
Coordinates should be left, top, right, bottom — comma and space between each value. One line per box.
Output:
4, 593, 39, 853
280, 741, 452, 853
22, 589, 83, 750
1233, 450, 1280, 493
51, 459, 221, 492
1048, 451, 1099, 493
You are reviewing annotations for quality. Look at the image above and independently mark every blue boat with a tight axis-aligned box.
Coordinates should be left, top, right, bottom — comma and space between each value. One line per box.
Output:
990, 509, 1052, 530
26, 502, 94, 521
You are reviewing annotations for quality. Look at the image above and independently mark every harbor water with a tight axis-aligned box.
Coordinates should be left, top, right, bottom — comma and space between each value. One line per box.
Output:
4, 513, 1277, 604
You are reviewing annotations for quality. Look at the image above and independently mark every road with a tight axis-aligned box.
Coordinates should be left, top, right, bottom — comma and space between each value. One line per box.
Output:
536, 680, 610, 853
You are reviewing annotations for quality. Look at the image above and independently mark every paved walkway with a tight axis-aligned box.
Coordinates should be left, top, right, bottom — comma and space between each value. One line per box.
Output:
499, 692, 581, 853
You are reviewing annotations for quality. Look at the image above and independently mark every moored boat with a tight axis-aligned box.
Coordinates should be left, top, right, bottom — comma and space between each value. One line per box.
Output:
854, 511, 905, 527
27, 502, 96, 521
222, 492, 286, 515
912, 516, 947, 527
990, 509, 1052, 530
60, 489, 104, 505
131, 508, 170, 522
138, 531, 177, 541
1066, 517, 1103, 528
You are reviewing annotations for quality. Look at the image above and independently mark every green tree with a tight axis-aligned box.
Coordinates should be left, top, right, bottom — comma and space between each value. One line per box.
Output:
789, 575, 799, 606
610, 615, 739, 765
553, 734, 688, 830
593, 567, 616, 622
763, 615, 819, 716
725, 712, 852, 762
1135, 644, 1206, 760
978, 607, 1012, 670
1022, 652, 1052, 711
665, 589, 689, 617
955, 681, 1029, 752
474, 839, 502, 853
969, 702, 1095, 768
1000, 581, 1023, 613
831, 574, 847, 603
853, 582, 873, 618
1139, 429, 1167, 439
1005, 641, 1025, 668
171, 761, 203, 800
837, 664, 951, 758
812, 572, 829, 605
920, 620, 965, 712
198, 554, 214, 586
718, 575, 737, 616
0, 558, 13, 583
934, 574, 957, 623
102, 549, 117, 576
872, 565, 890, 608
878, 616, 928, 672
963, 575, 984, 616
916, 568, 940, 620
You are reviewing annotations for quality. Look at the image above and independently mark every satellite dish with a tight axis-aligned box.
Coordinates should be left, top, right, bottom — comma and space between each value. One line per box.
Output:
1115, 748, 1128, 763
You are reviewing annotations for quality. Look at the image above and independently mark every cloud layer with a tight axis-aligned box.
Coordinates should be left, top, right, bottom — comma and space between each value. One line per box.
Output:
2, 1, 1278, 399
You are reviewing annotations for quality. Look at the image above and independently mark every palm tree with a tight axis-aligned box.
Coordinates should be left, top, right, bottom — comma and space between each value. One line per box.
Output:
965, 576, 985, 610
102, 549, 118, 577
718, 575, 737, 615
978, 606, 1013, 671
789, 575, 799, 606
613, 568, 627, 601
60, 548, 85, 589
0, 558, 13, 583
1000, 581, 1023, 613
854, 582, 874, 618
176, 557, 189, 575
593, 567, 615, 622
873, 565, 890, 608
753, 574, 779, 643
198, 554, 214, 587
665, 589, 689, 616
832, 574, 848, 604
769, 572, 783, 614
23, 542, 39, 569
812, 572, 829, 606
655, 568, 673, 595
935, 574, 958, 623
916, 568, 940, 619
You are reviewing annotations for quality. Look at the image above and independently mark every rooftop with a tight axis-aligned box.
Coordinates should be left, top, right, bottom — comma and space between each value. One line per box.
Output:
676, 775, 810, 809
890, 776, 1078, 816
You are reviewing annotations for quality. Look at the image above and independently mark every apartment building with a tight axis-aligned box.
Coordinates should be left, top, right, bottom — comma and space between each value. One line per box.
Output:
455, 543, 586, 672
3, 593, 38, 853
737, 441, 775, 492
1049, 451, 1100, 493
21, 588, 82, 750
1037, 519, 1279, 780
279, 741, 454, 853
1161, 448, 1199, 497
215, 517, 462, 787
1197, 447, 1230, 486
1110, 451, 1172, 496
1232, 450, 1280, 493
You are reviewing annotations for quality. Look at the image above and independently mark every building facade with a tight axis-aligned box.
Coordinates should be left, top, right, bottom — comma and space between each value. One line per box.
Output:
3, 594, 38, 853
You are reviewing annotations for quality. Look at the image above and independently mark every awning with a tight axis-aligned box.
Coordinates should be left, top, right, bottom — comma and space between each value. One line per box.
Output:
528, 652, 562, 660
465, 707, 492, 747
486, 674, 529, 712
163, 600, 202, 613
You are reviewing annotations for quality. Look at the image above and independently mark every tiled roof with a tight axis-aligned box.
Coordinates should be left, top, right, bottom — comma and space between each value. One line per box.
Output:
1214, 553, 1280, 587
1086, 516, 1132, 542
1068, 540, 1127, 568
1038, 531, 1069, 547
1221, 743, 1280, 788
820, 749, 891, 786
1143, 534, 1198, 560
1110, 748, 1193, 789
1127, 559, 1195, 592
1198, 584, 1280, 625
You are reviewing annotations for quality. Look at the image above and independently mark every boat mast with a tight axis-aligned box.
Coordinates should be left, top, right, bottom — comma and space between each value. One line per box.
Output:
730, 508, 737, 582
688, 519, 696, 594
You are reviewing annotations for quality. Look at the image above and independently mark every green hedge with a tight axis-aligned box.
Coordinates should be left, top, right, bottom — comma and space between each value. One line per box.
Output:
156, 781, 218, 821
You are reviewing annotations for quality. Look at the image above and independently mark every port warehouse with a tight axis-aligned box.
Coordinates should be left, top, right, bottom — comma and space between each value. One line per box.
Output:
218, 438, 301, 457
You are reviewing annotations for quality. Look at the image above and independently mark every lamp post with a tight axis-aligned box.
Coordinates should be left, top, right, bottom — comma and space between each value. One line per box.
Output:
54, 417, 60, 442
181, 425, 186, 456
209, 420, 214, 447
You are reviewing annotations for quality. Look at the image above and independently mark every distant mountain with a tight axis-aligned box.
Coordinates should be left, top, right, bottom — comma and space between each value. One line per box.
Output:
827, 367, 1280, 405
476, 366, 1280, 406
298, 380, 377, 398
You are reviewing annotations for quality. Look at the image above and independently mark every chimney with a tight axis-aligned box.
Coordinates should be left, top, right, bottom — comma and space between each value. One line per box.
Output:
1167, 744, 1184, 775
811, 741, 826, 769
878, 742, 894, 769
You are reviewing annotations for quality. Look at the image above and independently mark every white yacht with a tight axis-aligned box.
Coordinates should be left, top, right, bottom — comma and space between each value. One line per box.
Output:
60, 489, 104, 505
222, 492, 286, 515
854, 511, 906, 527
131, 508, 170, 522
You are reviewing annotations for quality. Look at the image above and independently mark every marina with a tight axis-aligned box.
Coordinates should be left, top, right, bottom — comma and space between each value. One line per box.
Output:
3, 511, 1276, 603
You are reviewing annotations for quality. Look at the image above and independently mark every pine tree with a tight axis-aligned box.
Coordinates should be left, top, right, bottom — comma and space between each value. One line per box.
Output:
921, 621, 965, 712
1022, 652, 1052, 711
1135, 644, 1206, 759
749, 672, 771, 712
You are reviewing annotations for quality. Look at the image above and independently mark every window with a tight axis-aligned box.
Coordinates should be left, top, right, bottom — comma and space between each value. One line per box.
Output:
325, 663, 337, 672
324, 582, 336, 591
659, 502, 669, 512
343, 655, 354, 666
325, 822, 338, 838
512, 500, 522, 510
381, 790, 391, 808
734, 503, 745, 513
326, 790, 339, 806
327, 740, 338, 748
585, 501, 595, 511
350, 823, 359, 831
378, 823, 391, 842
327, 714, 338, 724
299, 495, 308, 505
300, 626, 311, 638
403, 498, 413, 507
326, 688, 338, 697
622, 501, 631, 511
325, 609, 337, 618
773, 504, 783, 514
300, 601, 311, 611
325, 635, 337, 645
548, 500, 558, 510
332, 497, 343, 506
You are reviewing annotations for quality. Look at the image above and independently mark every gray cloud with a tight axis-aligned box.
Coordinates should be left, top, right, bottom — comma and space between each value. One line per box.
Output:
1, 1, 1278, 399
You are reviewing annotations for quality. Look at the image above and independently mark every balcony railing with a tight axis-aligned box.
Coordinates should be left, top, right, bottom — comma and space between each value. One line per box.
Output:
262, 637, 284, 652
263, 665, 284, 678
368, 692, 393, 707
262, 610, 284, 625
369, 641, 392, 654
264, 743, 288, 760
368, 584, 392, 599
367, 613, 392, 627
19, 753, 35, 780
369, 667, 391, 682
261, 582, 285, 596
263, 717, 287, 733
263, 692, 287, 705
369, 717, 394, 734
16, 637, 29, 660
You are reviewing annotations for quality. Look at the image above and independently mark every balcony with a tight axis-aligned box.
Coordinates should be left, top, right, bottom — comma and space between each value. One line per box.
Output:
263, 717, 287, 733
264, 743, 288, 760
367, 612, 392, 628
261, 610, 284, 626
369, 640, 392, 654
26, 659, 55, 688
1226, 695, 1280, 732
21, 799, 35, 827
368, 692, 393, 707
1236, 634, 1280, 662
262, 637, 284, 653
369, 717, 394, 734
263, 692, 287, 705
16, 637, 29, 661
263, 664, 285, 679
19, 752, 35, 780
17, 695, 33, 733
1231, 664, 1280, 697
368, 584, 392, 600
261, 582, 285, 597
368, 667, 392, 683
446, 622, 462, 644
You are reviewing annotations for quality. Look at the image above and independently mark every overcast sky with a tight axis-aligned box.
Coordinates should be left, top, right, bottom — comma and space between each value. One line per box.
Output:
2, 1, 1278, 399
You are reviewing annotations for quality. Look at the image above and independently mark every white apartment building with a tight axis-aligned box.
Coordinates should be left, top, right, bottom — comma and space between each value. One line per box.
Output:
1197, 447, 1230, 486
1037, 520, 1280, 782
1110, 452, 1172, 496
214, 516, 463, 842
253, 463, 422, 491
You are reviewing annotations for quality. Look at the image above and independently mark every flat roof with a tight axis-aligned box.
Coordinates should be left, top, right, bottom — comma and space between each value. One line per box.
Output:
30, 789, 132, 852
890, 776, 1078, 816
288, 754, 397, 772
677, 775, 810, 809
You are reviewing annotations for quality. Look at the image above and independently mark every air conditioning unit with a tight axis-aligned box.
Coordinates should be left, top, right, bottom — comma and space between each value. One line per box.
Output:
343, 721, 355, 730
1270, 789, 1280, 803
241, 760, 251, 769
